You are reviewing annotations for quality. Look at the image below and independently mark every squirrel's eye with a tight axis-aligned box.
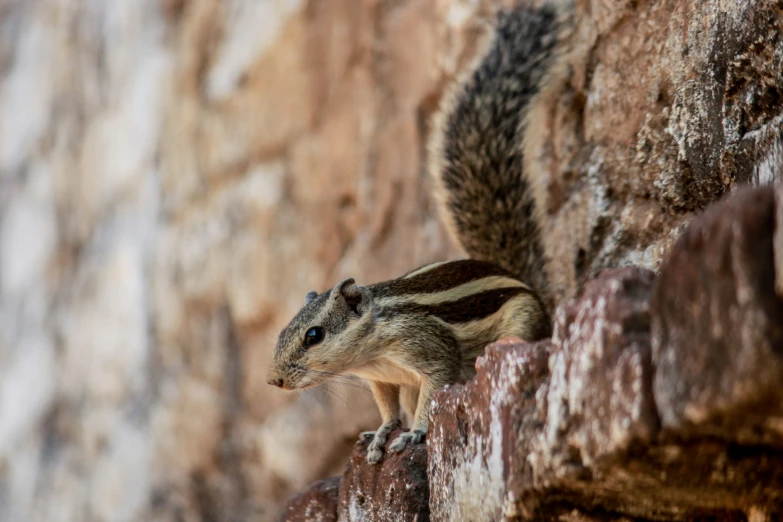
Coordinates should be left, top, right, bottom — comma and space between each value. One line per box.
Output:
304, 326, 325, 347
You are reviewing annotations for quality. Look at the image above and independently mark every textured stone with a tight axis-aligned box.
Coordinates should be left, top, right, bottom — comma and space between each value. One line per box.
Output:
337, 428, 429, 522
531, 0, 783, 304
430, 259, 783, 521
547, 267, 659, 468
279, 477, 340, 522
429, 268, 659, 521
429, 339, 552, 522
652, 185, 783, 436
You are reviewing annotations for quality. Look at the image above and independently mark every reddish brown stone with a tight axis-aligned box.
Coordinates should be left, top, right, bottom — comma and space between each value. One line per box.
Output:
651, 185, 783, 437
430, 263, 783, 521
429, 268, 659, 521
337, 428, 429, 522
548, 267, 660, 465
278, 477, 340, 522
429, 339, 553, 522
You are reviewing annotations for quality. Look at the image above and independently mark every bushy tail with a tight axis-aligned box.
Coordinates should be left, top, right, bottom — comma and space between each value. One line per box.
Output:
429, 3, 571, 311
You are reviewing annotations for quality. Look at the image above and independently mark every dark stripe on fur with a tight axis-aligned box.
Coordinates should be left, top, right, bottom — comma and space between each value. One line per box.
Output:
370, 259, 518, 298
382, 286, 530, 324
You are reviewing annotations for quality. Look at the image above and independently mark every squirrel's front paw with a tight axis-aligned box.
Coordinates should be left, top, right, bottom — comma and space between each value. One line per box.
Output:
367, 445, 384, 464
363, 419, 401, 464
388, 429, 426, 453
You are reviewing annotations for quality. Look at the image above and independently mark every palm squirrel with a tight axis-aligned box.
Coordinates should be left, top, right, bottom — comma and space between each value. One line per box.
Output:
268, 2, 572, 464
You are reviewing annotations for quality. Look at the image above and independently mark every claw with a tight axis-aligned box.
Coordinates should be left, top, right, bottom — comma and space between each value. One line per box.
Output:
388, 429, 426, 453
367, 447, 384, 464
362, 419, 402, 463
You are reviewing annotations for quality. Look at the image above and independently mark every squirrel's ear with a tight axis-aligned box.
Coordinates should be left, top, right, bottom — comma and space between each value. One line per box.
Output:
304, 290, 318, 305
331, 278, 373, 315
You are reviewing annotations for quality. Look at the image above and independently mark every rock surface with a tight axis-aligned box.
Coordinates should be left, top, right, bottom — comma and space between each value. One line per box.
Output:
279, 477, 340, 522
1, 0, 782, 521
652, 186, 783, 435
531, 0, 783, 304
426, 186, 783, 520
281, 429, 429, 522
338, 428, 429, 522
432, 183, 783, 519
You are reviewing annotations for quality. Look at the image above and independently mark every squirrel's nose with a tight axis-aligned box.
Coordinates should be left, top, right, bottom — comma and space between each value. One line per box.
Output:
268, 377, 284, 388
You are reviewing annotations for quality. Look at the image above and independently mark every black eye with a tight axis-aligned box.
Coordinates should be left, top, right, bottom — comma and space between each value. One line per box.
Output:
304, 327, 325, 348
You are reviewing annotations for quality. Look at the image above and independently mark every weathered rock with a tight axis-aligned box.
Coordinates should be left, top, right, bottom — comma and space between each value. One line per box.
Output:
428, 339, 553, 522
547, 267, 659, 469
532, 0, 783, 304
430, 256, 783, 520
429, 268, 659, 521
337, 428, 429, 522
279, 477, 340, 522
652, 185, 783, 436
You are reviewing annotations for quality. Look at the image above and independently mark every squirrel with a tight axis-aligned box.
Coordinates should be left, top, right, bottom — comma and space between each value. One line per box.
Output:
267, 1, 572, 464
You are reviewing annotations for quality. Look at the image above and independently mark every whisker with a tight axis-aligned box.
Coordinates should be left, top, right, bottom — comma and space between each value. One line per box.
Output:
309, 370, 366, 382
309, 372, 370, 391
331, 379, 371, 392
319, 385, 349, 407
301, 388, 328, 407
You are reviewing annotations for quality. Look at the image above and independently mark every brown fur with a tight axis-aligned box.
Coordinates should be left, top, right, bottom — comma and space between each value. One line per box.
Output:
267, 259, 549, 463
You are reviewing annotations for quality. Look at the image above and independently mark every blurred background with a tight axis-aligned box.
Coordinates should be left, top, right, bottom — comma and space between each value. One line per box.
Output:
0, 0, 499, 520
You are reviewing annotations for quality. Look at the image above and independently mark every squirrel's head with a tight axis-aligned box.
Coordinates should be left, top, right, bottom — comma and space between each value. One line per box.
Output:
267, 278, 374, 390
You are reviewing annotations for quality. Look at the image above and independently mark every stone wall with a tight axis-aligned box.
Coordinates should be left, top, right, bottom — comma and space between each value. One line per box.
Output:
530, 0, 783, 303
0, 0, 781, 521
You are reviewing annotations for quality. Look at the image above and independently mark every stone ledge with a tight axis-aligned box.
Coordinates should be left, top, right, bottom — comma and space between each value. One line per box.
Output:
279, 429, 430, 522
429, 186, 783, 520
279, 477, 340, 522
653, 185, 783, 436
338, 428, 429, 522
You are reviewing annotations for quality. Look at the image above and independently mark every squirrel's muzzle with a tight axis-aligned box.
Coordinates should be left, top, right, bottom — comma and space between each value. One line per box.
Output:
266, 367, 287, 389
